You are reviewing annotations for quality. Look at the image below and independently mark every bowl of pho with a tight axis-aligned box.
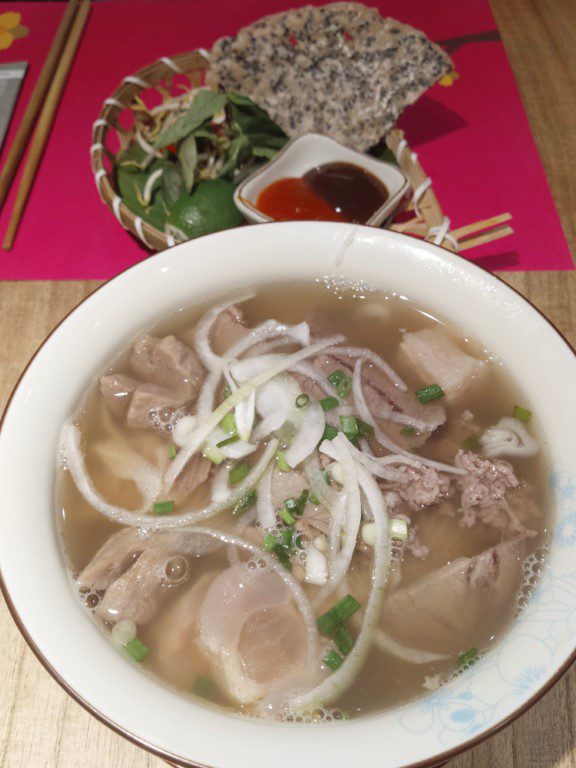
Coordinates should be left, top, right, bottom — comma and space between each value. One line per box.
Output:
0, 222, 574, 768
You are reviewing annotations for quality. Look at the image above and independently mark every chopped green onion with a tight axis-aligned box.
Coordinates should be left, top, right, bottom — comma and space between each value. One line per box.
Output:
322, 424, 339, 441
276, 450, 291, 472
323, 649, 343, 671
309, 493, 320, 505
295, 393, 310, 408
262, 533, 278, 551
334, 625, 354, 655
317, 611, 341, 638
219, 412, 237, 434
400, 427, 416, 436
280, 508, 296, 525
216, 434, 240, 448
333, 594, 361, 623
320, 396, 339, 411
229, 461, 249, 485
513, 405, 532, 422
323, 469, 333, 486
202, 443, 225, 464
222, 386, 232, 399
357, 418, 375, 438
284, 489, 309, 516
390, 517, 408, 542
462, 434, 480, 451
317, 594, 361, 637
328, 370, 352, 398
192, 675, 217, 701
415, 384, 445, 403
458, 647, 479, 669
167, 444, 177, 459
232, 489, 256, 516
153, 500, 174, 516
124, 637, 149, 662
339, 414, 359, 442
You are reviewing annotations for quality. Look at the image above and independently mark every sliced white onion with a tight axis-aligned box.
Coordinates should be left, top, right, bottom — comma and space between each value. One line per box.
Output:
317, 434, 361, 595
111, 619, 137, 647
194, 293, 255, 371
164, 335, 343, 490
305, 548, 328, 585
303, 454, 342, 511
284, 399, 326, 468
211, 465, 230, 503
62, 421, 277, 530
204, 427, 256, 460
257, 465, 277, 530
252, 375, 301, 441
235, 390, 255, 442
480, 416, 539, 458
373, 629, 450, 664
290, 463, 390, 710
326, 461, 345, 485
226, 320, 309, 360
352, 360, 467, 476
325, 345, 407, 391
172, 415, 198, 448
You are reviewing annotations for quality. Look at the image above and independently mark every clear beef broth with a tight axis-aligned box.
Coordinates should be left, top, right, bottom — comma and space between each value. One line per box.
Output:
58, 281, 549, 719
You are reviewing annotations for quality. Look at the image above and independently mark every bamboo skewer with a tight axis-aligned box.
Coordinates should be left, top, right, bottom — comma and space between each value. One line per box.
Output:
451, 213, 512, 241
2, 0, 90, 250
0, 0, 79, 215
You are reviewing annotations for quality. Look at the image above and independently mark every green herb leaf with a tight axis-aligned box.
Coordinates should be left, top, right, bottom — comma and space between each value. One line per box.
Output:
317, 594, 361, 637
162, 164, 184, 207
178, 134, 198, 193
320, 396, 339, 411
251, 145, 277, 159
154, 90, 227, 148
280, 508, 296, 525
284, 489, 309, 517
400, 426, 416, 436
513, 405, 532, 422
340, 415, 359, 442
322, 425, 339, 441
216, 434, 240, 448
328, 369, 352, 398
219, 412, 237, 435
167, 444, 177, 460
415, 384, 445, 403
218, 134, 250, 178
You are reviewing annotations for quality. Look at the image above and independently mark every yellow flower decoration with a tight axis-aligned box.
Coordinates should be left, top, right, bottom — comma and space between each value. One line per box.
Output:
0, 12, 30, 52
439, 71, 460, 88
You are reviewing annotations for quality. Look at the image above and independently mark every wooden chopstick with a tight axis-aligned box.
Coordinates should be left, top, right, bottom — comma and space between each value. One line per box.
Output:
451, 213, 513, 241
458, 224, 514, 251
0, 0, 79, 215
3, 0, 90, 250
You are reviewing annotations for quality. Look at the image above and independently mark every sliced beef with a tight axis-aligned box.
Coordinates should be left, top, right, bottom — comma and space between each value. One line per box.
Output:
313, 352, 446, 445
387, 464, 452, 511
210, 304, 249, 355
399, 328, 486, 401
380, 540, 524, 655
78, 528, 218, 624
100, 373, 139, 417
270, 467, 309, 508
172, 453, 212, 504
125, 383, 184, 431
130, 334, 205, 399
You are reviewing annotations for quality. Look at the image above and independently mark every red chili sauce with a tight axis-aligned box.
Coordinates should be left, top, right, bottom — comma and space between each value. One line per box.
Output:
256, 162, 389, 223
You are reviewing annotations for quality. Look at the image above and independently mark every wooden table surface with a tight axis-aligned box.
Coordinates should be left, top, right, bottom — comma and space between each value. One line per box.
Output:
1, 1, 576, 766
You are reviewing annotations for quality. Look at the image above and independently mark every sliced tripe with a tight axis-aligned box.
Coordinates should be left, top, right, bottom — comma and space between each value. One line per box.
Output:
198, 564, 308, 704
399, 328, 486, 400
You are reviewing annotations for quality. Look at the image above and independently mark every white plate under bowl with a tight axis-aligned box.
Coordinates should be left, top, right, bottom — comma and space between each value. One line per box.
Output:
1, 223, 575, 768
234, 133, 409, 225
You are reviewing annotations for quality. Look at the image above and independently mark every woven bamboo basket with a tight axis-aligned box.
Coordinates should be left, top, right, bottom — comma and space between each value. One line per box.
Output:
91, 52, 513, 254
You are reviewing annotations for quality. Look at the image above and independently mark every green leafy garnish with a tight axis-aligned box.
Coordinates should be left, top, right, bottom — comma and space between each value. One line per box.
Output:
232, 489, 257, 516
323, 650, 343, 671
284, 489, 309, 517
458, 647, 479, 669
262, 526, 300, 569
178, 134, 198, 193
276, 450, 291, 472
328, 370, 352, 398
153, 500, 174, 515
124, 637, 149, 662
317, 594, 361, 637
513, 405, 532, 422
229, 462, 249, 485
322, 424, 339, 441
167, 444, 177, 460
400, 426, 416, 436
154, 90, 227, 148
415, 384, 445, 403
320, 396, 339, 411
334, 625, 354, 655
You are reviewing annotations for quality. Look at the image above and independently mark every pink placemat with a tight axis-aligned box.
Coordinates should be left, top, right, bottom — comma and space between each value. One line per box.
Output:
0, 0, 572, 279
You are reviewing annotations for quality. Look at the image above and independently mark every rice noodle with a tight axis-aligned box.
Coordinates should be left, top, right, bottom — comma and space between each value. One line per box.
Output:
164, 335, 344, 490
257, 465, 277, 530
325, 345, 407, 391
290, 464, 390, 710
61, 421, 278, 529
284, 399, 326, 468
352, 360, 467, 476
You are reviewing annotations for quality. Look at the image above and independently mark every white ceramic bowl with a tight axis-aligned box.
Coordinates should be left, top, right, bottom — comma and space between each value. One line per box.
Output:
234, 133, 409, 225
1, 223, 575, 768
